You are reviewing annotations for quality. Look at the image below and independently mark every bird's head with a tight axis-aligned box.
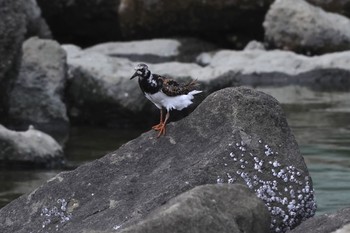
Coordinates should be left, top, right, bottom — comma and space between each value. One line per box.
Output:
130, 63, 150, 80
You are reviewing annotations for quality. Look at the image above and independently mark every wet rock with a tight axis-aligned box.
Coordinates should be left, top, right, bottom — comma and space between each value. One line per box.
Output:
120, 184, 270, 233
264, 0, 350, 54
36, 0, 122, 46
7, 37, 69, 136
84, 38, 218, 63
289, 207, 350, 233
118, 0, 273, 41
196, 49, 350, 91
0, 124, 63, 167
0, 87, 316, 233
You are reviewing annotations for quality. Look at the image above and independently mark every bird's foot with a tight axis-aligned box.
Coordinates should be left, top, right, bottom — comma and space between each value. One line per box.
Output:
152, 123, 164, 131
157, 124, 166, 138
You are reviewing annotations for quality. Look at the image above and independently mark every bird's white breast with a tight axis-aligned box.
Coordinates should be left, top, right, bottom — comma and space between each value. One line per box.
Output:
145, 90, 202, 111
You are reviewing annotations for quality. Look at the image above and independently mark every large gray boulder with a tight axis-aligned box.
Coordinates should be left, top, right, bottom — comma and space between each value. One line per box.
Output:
63, 46, 146, 126
120, 184, 270, 233
0, 0, 51, 117
7, 37, 69, 136
196, 49, 350, 90
84, 38, 218, 63
264, 0, 350, 54
0, 0, 26, 117
0, 124, 63, 166
289, 207, 350, 233
0, 87, 315, 233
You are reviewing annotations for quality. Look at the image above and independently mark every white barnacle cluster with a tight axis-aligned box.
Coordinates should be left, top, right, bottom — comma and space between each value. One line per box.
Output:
223, 139, 316, 233
40, 198, 72, 230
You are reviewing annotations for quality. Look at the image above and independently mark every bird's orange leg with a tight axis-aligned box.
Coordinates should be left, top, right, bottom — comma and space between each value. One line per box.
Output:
152, 109, 163, 131
157, 111, 170, 138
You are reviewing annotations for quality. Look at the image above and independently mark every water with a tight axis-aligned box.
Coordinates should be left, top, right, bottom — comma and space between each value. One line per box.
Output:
1, 86, 349, 216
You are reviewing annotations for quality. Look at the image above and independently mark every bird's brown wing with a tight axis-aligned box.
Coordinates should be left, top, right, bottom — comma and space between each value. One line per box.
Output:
160, 76, 199, 96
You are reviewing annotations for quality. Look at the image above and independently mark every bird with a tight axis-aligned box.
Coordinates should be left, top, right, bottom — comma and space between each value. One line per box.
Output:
130, 63, 202, 137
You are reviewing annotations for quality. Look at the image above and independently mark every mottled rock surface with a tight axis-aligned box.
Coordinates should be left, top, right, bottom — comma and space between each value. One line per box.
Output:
0, 0, 51, 118
264, 0, 350, 54
0, 87, 315, 233
0, 124, 63, 166
120, 184, 270, 233
289, 207, 350, 233
0, 0, 26, 116
8, 37, 69, 135
84, 38, 218, 63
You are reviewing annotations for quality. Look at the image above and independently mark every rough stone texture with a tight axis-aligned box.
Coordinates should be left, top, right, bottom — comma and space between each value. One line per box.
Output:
0, 124, 63, 166
7, 37, 69, 135
84, 38, 218, 63
0, 87, 315, 233
118, 0, 273, 40
63, 47, 146, 126
21, 0, 52, 39
289, 207, 350, 233
120, 184, 271, 233
0, 0, 26, 118
196, 50, 350, 91
264, 0, 350, 54
0, 0, 51, 118
36, 0, 121, 46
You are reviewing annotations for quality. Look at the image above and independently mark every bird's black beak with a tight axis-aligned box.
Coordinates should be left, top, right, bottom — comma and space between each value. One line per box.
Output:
130, 72, 138, 80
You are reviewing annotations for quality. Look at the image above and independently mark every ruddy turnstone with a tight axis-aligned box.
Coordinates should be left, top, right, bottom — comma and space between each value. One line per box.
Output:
130, 63, 202, 137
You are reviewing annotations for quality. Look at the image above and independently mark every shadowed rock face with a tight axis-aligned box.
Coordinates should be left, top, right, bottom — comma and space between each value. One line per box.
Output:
119, 184, 271, 233
0, 87, 315, 233
0, 0, 50, 119
7, 37, 69, 136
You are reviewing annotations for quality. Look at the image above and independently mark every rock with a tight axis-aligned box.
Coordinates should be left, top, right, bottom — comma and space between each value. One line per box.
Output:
84, 38, 218, 63
36, 0, 122, 46
0, 0, 51, 120
196, 49, 350, 91
63, 47, 146, 126
0, 124, 63, 167
289, 207, 350, 233
0, 0, 26, 118
264, 0, 350, 54
120, 184, 270, 233
21, 0, 52, 38
7, 37, 69, 136
244, 40, 266, 51
0, 87, 316, 233
118, 0, 274, 42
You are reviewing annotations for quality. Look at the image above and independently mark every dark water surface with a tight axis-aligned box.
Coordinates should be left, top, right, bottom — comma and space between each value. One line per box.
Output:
1, 86, 350, 216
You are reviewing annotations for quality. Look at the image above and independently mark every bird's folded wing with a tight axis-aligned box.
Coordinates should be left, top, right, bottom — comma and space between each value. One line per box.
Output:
160, 77, 199, 96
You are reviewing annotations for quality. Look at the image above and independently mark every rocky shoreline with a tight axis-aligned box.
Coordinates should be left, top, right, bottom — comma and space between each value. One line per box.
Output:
1, 0, 350, 232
